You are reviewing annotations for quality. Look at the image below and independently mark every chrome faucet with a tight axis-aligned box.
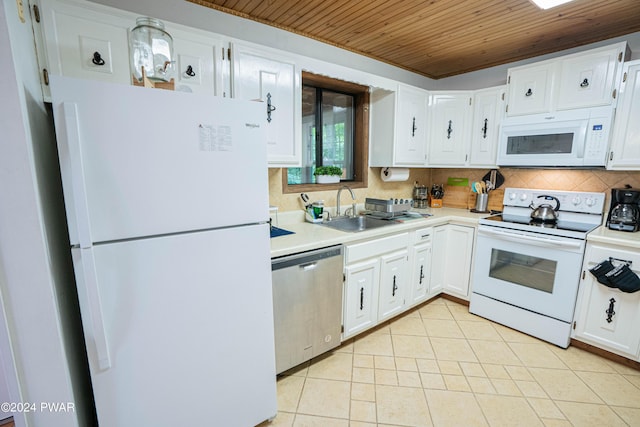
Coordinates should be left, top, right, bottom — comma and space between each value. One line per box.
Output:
336, 185, 356, 217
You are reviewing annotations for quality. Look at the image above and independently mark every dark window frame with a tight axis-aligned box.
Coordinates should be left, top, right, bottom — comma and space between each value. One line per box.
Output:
283, 71, 369, 194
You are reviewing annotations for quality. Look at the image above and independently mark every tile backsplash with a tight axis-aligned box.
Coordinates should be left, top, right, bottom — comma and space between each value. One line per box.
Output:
269, 167, 640, 212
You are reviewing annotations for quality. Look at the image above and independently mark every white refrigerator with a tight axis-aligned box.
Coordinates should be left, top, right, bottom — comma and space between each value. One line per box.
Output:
50, 76, 277, 426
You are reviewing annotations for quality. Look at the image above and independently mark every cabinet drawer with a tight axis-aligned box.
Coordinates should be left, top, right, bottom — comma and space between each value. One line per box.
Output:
345, 232, 409, 264
588, 244, 640, 267
412, 227, 433, 244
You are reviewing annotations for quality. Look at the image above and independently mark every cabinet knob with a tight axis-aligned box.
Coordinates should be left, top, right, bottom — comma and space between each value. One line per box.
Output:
580, 78, 589, 88
525, 88, 533, 97
185, 65, 196, 77
92, 51, 105, 66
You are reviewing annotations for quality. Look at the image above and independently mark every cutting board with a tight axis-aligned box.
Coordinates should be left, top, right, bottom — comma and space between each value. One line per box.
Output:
442, 186, 471, 209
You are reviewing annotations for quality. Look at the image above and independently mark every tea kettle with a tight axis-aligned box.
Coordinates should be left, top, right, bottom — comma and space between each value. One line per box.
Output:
529, 195, 560, 222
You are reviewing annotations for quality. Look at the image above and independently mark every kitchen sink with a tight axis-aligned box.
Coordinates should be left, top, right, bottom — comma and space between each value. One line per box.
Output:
320, 215, 396, 232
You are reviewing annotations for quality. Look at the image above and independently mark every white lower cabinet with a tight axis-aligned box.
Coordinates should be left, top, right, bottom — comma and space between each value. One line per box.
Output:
430, 224, 475, 300
573, 242, 640, 360
343, 233, 409, 339
378, 250, 409, 322
343, 259, 380, 339
408, 227, 433, 306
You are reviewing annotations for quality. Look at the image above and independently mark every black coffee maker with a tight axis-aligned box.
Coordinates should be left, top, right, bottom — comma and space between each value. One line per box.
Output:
607, 187, 640, 232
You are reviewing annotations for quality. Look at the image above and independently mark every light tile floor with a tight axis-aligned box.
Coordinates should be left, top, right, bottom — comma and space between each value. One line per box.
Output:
262, 297, 640, 427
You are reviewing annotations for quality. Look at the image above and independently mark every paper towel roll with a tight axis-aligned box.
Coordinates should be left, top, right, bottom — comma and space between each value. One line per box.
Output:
380, 167, 410, 182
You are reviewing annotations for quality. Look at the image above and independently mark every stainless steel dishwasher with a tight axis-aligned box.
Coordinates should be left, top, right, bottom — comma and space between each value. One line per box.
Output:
271, 245, 343, 374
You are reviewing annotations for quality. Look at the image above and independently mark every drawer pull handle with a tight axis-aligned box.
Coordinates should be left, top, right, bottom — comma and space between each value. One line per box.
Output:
419, 265, 425, 285
359, 287, 364, 310
482, 118, 488, 139
412, 117, 417, 137
392, 275, 398, 296
447, 120, 453, 139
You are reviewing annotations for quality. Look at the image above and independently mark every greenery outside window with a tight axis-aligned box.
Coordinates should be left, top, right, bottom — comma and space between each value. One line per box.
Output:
283, 72, 369, 193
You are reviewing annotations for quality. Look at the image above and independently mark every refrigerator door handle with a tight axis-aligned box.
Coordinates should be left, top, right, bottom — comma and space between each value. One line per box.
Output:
80, 247, 112, 370
62, 102, 93, 249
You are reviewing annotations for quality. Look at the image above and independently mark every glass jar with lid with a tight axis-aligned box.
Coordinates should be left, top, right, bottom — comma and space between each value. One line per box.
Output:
129, 17, 174, 83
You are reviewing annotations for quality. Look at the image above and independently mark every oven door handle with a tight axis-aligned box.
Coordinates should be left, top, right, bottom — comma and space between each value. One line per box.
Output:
478, 227, 583, 250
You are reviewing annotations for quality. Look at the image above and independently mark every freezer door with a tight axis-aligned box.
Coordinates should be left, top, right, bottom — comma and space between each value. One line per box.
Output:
50, 76, 269, 246
72, 224, 276, 426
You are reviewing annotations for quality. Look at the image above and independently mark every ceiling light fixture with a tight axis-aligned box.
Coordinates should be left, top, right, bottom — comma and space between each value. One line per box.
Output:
529, 0, 575, 9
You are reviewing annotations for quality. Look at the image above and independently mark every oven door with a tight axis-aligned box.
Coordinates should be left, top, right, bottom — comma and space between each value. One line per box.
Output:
472, 226, 585, 322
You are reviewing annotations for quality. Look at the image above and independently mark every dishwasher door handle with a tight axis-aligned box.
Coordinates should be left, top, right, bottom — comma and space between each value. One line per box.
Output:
301, 262, 318, 271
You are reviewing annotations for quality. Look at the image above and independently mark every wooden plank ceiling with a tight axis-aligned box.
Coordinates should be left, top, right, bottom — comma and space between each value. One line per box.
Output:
188, 0, 640, 79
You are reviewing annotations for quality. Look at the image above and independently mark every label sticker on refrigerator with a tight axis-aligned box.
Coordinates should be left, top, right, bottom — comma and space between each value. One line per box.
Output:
198, 124, 233, 152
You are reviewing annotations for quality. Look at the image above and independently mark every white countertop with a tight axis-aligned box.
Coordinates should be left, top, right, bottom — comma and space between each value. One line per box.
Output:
588, 225, 640, 250
271, 207, 640, 257
270, 207, 486, 258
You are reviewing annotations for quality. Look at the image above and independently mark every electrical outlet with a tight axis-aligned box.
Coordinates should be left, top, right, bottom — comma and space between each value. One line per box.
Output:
16, 0, 25, 23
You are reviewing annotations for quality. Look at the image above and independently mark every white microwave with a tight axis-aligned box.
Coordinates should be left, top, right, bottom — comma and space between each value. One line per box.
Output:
497, 107, 614, 167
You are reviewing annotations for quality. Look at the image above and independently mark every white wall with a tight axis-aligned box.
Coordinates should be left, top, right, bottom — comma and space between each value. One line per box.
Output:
0, 0, 94, 425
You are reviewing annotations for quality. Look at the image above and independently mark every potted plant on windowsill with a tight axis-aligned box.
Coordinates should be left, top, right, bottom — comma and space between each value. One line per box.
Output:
314, 166, 343, 184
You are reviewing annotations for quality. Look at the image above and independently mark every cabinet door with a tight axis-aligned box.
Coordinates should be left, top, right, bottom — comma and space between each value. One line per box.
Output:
574, 244, 640, 359
469, 87, 505, 167
378, 250, 408, 322
429, 225, 447, 295
172, 31, 223, 96
608, 61, 640, 170
343, 259, 379, 339
409, 242, 432, 306
443, 225, 475, 299
41, 4, 131, 85
395, 85, 428, 166
232, 44, 300, 167
556, 46, 624, 110
506, 63, 555, 116
428, 93, 472, 166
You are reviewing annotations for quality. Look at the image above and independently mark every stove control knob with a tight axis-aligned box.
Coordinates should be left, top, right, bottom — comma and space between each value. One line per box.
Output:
585, 197, 596, 207
572, 196, 581, 206
508, 192, 517, 200
519, 193, 528, 201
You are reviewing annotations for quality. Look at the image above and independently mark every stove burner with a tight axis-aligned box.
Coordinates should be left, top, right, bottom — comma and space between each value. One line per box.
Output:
529, 219, 558, 228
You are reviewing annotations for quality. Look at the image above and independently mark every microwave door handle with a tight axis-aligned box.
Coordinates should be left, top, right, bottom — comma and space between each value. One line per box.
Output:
479, 227, 583, 250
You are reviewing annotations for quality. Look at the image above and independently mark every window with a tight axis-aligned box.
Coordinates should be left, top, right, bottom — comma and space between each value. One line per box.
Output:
283, 72, 369, 193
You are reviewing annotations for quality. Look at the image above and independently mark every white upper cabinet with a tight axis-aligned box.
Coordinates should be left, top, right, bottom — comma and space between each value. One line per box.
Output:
506, 42, 628, 116
34, 0, 229, 100
36, 0, 132, 99
608, 60, 640, 170
170, 29, 226, 97
469, 86, 505, 167
231, 43, 301, 167
427, 92, 472, 166
370, 85, 428, 167
506, 62, 555, 116
556, 44, 627, 110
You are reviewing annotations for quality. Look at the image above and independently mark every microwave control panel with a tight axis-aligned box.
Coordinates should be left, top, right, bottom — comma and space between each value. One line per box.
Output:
584, 115, 613, 164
